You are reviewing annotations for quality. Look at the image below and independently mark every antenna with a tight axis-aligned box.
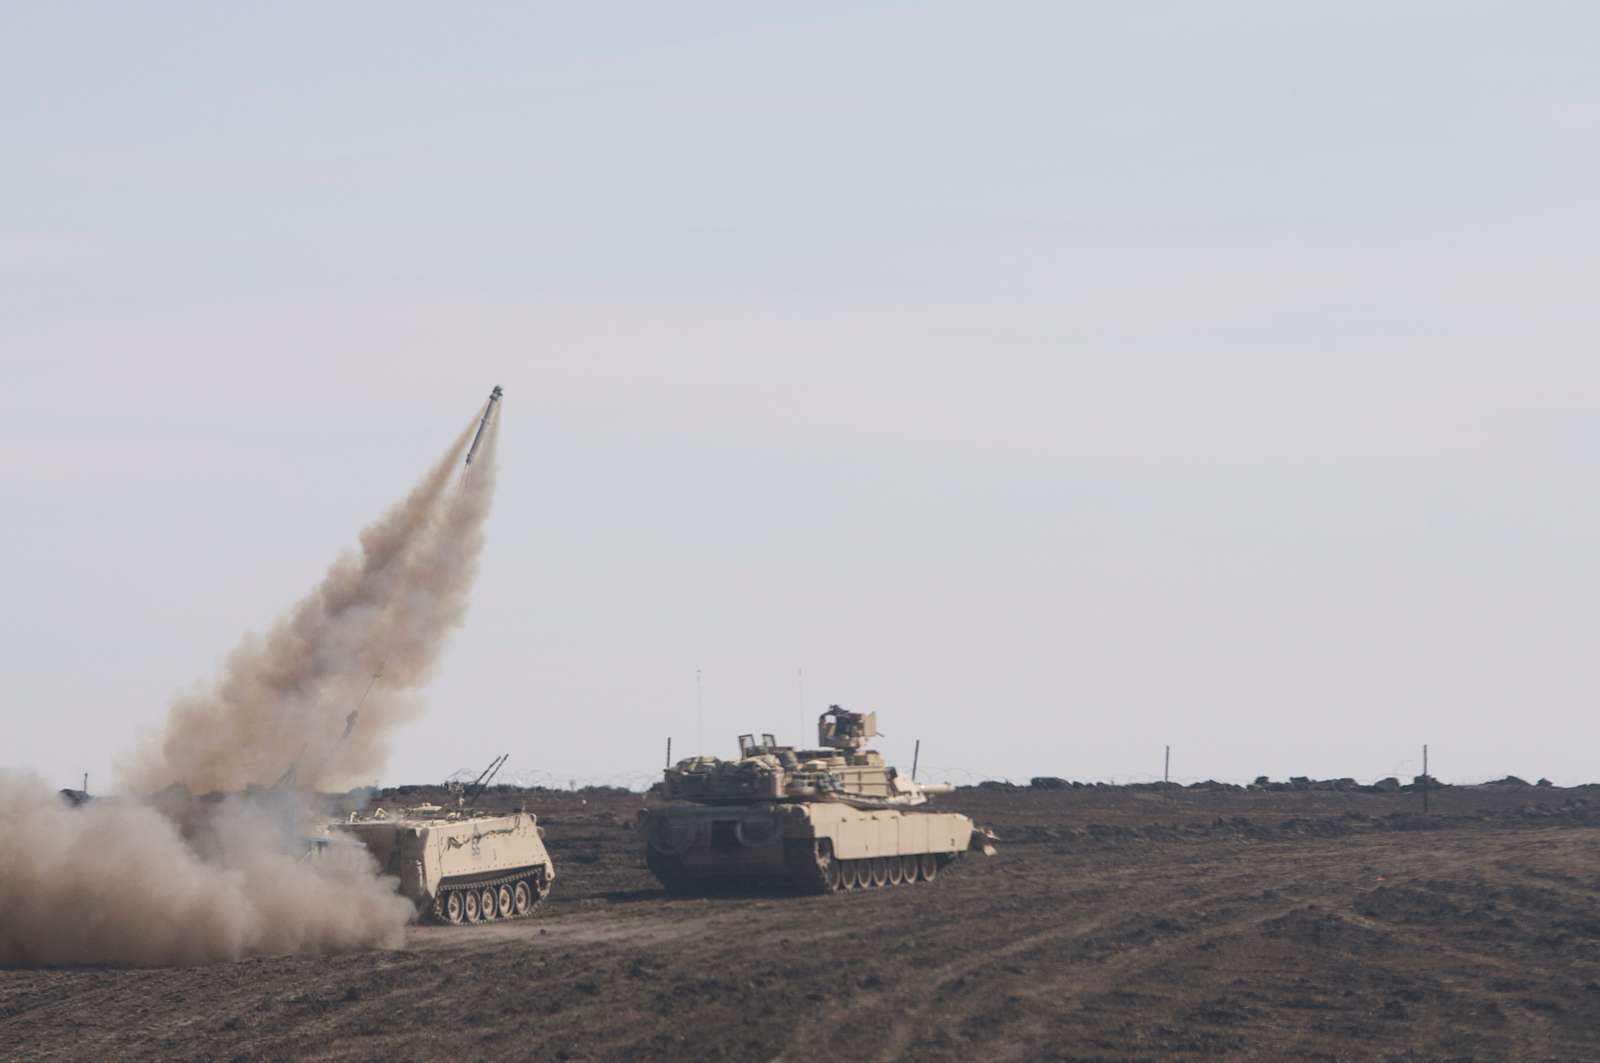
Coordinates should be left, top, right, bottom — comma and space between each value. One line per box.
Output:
696, 668, 704, 755
797, 667, 805, 747
463, 753, 510, 805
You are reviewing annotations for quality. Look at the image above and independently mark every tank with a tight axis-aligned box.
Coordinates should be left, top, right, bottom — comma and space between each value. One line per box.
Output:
329, 802, 555, 924
638, 705, 996, 894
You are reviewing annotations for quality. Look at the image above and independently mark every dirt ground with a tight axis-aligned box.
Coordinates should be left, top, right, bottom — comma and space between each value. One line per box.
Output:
4, 783, 1599, 1062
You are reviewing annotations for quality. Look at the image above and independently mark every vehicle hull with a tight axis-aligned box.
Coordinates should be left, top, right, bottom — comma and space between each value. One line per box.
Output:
638, 801, 978, 894
334, 811, 554, 923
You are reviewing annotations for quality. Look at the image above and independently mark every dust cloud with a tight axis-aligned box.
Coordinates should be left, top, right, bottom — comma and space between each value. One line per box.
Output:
0, 775, 416, 966
0, 398, 503, 966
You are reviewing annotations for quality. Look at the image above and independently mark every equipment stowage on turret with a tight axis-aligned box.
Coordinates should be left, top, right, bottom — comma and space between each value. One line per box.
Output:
638, 706, 997, 894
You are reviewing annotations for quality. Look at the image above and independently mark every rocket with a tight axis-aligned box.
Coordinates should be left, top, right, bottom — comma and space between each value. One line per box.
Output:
466, 385, 503, 466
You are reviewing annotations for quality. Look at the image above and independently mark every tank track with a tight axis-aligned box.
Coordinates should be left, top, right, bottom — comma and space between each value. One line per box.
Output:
645, 846, 707, 896
787, 840, 953, 895
429, 867, 550, 925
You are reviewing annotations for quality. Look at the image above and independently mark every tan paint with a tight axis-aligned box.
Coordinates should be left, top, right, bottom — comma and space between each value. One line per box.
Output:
335, 810, 555, 913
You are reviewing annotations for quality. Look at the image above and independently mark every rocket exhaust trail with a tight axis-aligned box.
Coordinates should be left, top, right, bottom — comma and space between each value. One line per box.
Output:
3, 391, 506, 966
119, 389, 505, 796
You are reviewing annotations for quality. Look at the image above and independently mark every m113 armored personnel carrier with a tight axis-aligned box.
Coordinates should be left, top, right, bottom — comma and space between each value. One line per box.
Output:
639, 706, 995, 894
330, 794, 555, 924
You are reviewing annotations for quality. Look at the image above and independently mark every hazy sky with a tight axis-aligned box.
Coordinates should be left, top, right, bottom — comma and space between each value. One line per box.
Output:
4, 2, 1597, 791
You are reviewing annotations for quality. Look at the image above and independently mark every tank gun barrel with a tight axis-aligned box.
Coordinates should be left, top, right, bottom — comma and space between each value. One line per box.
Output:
917, 782, 956, 796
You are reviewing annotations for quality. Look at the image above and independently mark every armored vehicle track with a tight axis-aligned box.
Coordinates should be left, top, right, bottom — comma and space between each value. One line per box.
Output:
433, 866, 552, 924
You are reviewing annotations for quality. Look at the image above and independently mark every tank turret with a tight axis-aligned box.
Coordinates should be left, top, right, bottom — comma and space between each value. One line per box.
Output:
660, 706, 955, 809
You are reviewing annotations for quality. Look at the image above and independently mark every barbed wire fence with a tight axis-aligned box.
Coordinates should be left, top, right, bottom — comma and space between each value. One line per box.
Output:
407, 746, 1479, 795
435, 767, 660, 792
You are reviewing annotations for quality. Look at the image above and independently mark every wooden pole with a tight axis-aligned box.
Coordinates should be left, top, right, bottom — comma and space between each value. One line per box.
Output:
1422, 744, 1429, 814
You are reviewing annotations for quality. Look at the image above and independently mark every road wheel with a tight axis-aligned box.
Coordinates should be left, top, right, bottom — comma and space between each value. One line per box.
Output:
887, 857, 904, 885
870, 858, 889, 887
480, 887, 498, 921
513, 880, 533, 916
900, 855, 919, 882
919, 853, 939, 881
443, 890, 465, 924
840, 860, 859, 890
497, 885, 514, 918
464, 888, 482, 923
825, 858, 842, 891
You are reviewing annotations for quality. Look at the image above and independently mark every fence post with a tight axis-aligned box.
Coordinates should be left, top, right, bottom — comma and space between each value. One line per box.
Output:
1422, 744, 1429, 814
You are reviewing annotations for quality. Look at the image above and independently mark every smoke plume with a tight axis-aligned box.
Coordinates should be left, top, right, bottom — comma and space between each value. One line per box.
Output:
120, 408, 500, 795
0, 775, 416, 966
0, 400, 503, 966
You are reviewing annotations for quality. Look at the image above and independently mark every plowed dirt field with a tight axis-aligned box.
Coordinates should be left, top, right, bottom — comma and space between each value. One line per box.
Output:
5, 785, 1599, 1061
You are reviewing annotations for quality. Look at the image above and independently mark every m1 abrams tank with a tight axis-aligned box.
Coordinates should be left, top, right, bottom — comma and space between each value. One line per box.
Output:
639, 706, 996, 895
330, 801, 555, 924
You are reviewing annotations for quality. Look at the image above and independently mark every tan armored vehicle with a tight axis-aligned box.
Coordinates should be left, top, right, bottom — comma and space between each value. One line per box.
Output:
639, 706, 995, 894
331, 800, 555, 924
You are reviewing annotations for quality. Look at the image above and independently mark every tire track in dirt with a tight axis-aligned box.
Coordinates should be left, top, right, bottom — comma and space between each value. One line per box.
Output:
406, 910, 718, 952
766, 849, 1286, 1063
865, 878, 1313, 1062
1331, 908, 1562, 1063
784, 834, 1537, 1063
999, 831, 1597, 1063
